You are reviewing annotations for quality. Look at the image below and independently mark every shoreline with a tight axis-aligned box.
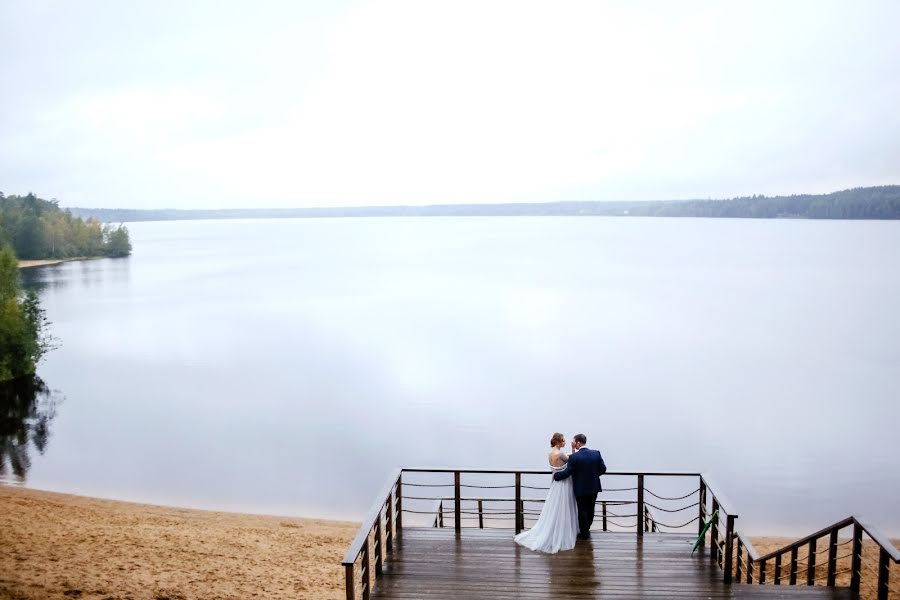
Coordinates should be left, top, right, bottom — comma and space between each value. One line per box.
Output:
2, 486, 896, 599
17, 257, 93, 269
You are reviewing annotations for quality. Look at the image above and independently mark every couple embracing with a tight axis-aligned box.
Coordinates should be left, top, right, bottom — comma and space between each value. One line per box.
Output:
514, 433, 607, 554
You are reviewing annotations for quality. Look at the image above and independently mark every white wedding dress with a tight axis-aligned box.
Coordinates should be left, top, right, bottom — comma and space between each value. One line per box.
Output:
513, 457, 578, 553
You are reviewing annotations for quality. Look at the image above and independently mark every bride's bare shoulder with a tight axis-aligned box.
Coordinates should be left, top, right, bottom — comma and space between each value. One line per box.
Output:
548, 448, 568, 466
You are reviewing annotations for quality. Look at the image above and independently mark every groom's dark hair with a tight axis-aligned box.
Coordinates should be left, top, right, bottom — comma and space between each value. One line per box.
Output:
574, 433, 587, 445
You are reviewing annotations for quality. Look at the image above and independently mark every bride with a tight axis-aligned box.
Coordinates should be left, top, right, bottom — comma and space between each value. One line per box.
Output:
514, 432, 578, 553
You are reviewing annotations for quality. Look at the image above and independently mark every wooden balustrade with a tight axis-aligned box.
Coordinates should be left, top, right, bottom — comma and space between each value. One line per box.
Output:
341, 469, 402, 600
732, 516, 899, 600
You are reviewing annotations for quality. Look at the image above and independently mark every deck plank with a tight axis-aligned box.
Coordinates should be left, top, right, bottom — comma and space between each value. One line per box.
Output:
368, 529, 857, 599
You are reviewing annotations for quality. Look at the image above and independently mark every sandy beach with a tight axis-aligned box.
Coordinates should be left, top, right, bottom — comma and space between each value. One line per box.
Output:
16, 258, 89, 269
0, 486, 357, 600
1, 486, 896, 599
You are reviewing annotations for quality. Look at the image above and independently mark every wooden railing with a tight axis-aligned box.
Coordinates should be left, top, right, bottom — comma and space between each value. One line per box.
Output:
342, 468, 725, 599
341, 468, 401, 600
732, 516, 899, 600
698, 473, 740, 584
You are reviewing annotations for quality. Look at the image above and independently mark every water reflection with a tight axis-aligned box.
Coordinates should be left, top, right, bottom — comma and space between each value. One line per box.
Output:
18, 258, 130, 293
0, 376, 62, 483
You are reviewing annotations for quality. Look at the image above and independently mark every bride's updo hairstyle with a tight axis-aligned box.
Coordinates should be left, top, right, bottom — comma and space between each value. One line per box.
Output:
550, 432, 564, 447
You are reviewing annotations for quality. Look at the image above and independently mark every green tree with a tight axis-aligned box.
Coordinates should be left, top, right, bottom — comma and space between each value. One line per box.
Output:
103, 224, 132, 257
1, 192, 132, 260
0, 245, 53, 381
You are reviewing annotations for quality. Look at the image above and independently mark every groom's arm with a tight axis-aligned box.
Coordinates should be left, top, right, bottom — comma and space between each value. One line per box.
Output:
553, 453, 578, 481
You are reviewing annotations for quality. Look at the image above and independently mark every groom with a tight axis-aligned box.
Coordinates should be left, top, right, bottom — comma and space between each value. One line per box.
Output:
552, 433, 607, 539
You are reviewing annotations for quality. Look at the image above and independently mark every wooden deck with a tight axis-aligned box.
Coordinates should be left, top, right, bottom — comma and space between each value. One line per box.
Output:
372, 528, 858, 599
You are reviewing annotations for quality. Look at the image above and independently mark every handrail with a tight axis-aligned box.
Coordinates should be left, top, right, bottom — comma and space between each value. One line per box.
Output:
402, 467, 702, 476
754, 516, 900, 564
754, 517, 855, 562
855, 516, 900, 563
405, 495, 637, 504
700, 473, 738, 518
735, 530, 760, 561
342, 468, 401, 566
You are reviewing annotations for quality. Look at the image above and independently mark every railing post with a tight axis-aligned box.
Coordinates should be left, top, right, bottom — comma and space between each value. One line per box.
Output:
736, 539, 744, 583
454, 471, 461, 533
710, 498, 720, 564
774, 553, 782, 584
826, 529, 838, 587
438, 500, 444, 528
602, 501, 608, 532
806, 539, 816, 586
850, 521, 863, 593
637, 474, 645, 537
361, 536, 370, 600
789, 546, 798, 585
698, 478, 707, 549
723, 514, 735, 584
759, 559, 767, 584
478, 499, 484, 529
385, 493, 393, 554
877, 547, 890, 600
345, 563, 355, 600
374, 515, 383, 578
515, 472, 522, 534
395, 474, 403, 536
746, 558, 753, 584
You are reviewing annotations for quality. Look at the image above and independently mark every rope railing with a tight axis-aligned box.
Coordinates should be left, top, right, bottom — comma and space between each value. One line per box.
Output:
605, 518, 639, 528
403, 496, 640, 506
402, 482, 453, 487
646, 514, 702, 529
644, 501, 699, 513
645, 488, 700, 501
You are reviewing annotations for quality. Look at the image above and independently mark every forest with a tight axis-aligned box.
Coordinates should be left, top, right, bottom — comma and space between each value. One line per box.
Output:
67, 185, 900, 222
0, 192, 131, 260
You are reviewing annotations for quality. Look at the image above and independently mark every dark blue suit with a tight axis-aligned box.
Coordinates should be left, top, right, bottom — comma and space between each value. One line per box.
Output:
553, 447, 607, 537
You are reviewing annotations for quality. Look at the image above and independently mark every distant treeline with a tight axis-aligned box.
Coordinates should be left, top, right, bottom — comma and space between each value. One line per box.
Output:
0, 192, 132, 260
66, 185, 900, 223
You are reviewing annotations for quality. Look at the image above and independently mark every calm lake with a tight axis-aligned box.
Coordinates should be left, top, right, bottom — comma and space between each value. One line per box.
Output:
7, 217, 900, 536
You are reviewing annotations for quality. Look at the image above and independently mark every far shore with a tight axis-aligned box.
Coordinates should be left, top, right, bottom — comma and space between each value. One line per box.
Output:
17, 257, 92, 269
1, 486, 896, 599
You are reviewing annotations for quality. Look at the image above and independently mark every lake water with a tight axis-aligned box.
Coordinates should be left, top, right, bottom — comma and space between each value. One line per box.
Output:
5, 217, 899, 536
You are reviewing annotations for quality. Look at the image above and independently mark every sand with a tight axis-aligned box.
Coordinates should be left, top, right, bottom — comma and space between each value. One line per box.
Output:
17, 258, 92, 269
2, 486, 896, 599
0, 486, 357, 600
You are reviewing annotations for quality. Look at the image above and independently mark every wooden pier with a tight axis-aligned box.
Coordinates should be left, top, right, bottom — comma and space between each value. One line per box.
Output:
342, 469, 899, 599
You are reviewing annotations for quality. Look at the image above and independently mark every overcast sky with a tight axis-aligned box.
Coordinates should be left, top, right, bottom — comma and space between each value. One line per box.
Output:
1, 1, 899, 209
